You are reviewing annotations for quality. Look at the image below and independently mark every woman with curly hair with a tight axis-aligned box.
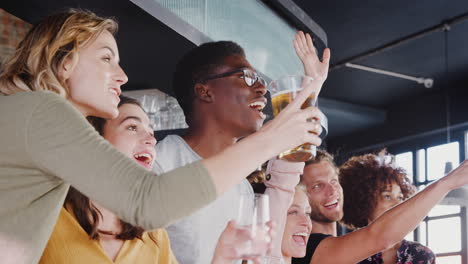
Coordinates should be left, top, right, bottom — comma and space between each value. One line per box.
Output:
340, 151, 435, 264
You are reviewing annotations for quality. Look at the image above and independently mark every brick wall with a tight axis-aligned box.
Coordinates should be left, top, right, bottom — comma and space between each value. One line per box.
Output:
0, 9, 31, 65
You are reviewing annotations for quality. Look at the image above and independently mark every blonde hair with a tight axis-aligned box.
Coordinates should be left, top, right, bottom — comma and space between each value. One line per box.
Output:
0, 9, 118, 97
295, 183, 307, 193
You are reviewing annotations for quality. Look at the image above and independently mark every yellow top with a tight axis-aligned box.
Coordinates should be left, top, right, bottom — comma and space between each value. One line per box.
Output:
39, 207, 178, 264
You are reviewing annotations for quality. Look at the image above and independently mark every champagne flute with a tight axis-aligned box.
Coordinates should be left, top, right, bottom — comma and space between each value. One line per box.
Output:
236, 193, 270, 258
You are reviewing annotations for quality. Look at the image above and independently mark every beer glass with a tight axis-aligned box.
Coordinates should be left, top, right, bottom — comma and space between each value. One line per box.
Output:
269, 75, 321, 162
235, 193, 270, 258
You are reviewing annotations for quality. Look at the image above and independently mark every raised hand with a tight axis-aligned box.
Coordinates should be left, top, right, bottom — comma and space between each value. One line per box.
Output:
293, 31, 331, 83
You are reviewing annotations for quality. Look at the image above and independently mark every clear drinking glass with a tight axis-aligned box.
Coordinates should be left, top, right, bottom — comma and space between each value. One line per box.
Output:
236, 193, 270, 258
269, 75, 321, 162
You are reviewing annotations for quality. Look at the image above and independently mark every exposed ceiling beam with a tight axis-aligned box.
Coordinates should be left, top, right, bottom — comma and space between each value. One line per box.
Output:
330, 11, 468, 71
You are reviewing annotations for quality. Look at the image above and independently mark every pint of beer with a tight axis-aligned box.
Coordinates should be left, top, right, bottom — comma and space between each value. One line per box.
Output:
270, 75, 320, 162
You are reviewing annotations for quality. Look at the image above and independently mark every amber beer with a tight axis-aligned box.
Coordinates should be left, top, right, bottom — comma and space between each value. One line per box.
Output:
269, 75, 320, 162
271, 90, 317, 162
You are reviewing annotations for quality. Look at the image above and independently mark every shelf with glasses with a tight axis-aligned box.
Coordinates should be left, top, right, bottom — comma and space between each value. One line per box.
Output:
123, 89, 188, 131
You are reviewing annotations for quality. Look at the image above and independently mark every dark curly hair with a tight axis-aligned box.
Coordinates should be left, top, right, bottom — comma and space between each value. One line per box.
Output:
172, 41, 245, 126
339, 150, 416, 230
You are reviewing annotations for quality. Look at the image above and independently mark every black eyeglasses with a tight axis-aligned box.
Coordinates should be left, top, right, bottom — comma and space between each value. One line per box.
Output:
202, 68, 267, 88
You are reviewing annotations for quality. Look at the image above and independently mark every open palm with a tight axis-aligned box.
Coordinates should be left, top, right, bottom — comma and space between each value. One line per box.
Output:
293, 31, 331, 83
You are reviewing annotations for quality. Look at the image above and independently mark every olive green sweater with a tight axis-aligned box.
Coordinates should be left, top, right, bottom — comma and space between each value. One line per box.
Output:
0, 91, 217, 264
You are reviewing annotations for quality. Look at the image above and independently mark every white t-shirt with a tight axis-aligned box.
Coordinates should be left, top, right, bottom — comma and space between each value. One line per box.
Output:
153, 135, 253, 264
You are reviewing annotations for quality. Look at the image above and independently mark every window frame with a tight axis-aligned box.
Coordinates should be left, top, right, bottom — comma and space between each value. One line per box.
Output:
391, 129, 468, 263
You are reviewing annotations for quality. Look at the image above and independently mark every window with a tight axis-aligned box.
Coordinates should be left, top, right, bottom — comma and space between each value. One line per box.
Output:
395, 151, 413, 179
416, 149, 426, 183
465, 130, 468, 159
428, 216, 461, 253
426, 142, 459, 181
437, 255, 462, 264
428, 205, 460, 217
419, 220, 427, 246
395, 142, 464, 263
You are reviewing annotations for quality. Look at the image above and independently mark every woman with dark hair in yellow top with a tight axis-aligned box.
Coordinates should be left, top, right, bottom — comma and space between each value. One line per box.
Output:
40, 96, 178, 263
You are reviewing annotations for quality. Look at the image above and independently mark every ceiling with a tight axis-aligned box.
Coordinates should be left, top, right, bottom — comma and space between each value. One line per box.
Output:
3, 0, 468, 151
295, 0, 468, 107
